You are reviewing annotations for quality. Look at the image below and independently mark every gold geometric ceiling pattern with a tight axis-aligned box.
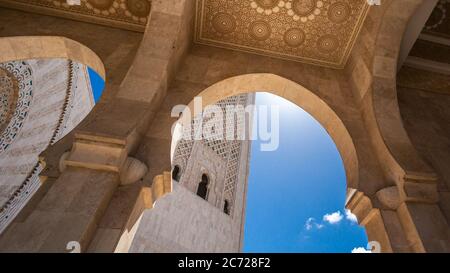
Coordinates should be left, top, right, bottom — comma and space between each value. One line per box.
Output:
0, 0, 151, 31
195, 0, 370, 68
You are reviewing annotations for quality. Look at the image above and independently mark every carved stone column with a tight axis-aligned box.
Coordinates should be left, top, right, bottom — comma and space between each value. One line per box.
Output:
348, 173, 450, 253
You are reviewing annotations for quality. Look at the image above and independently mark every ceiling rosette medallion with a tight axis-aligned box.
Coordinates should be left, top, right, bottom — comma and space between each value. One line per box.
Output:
286, 0, 323, 22
423, 0, 450, 39
0, 0, 152, 31
250, 0, 283, 15
196, 0, 369, 68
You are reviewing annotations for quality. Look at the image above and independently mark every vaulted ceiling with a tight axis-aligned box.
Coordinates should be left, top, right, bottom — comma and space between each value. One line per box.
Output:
194, 0, 370, 68
423, 0, 450, 39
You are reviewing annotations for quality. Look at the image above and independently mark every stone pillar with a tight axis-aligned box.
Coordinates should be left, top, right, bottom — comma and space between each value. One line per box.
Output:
0, 0, 195, 252
0, 133, 125, 252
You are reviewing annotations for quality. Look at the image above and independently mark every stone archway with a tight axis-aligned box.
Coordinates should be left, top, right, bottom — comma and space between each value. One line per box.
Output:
180, 73, 359, 190
131, 73, 395, 253
0, 0, 448, 253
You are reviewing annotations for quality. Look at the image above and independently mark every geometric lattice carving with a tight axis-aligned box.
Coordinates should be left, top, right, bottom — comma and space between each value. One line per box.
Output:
0, 61, 33, 154
173, 94, 250, 216
201, 95, 248, 160
222, 140, 243, 212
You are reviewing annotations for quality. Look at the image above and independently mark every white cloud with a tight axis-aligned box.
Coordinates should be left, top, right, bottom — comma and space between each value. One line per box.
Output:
304, 217, 324, 231
305, 217, 314, 230
351, 247, 372, 253
305, 210, 355, 232
323, 211, 343, 224
345, 209, 358, 223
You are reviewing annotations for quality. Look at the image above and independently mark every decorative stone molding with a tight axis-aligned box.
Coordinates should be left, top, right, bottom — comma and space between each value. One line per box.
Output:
119, 157, 148, 186
64, 132, 128, 172
0, 160, 46, 234
61, 134, 148, 186
50, 61, 79, 145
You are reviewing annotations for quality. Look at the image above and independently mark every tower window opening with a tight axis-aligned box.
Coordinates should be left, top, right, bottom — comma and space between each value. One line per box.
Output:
172, 165, 181, 182
224, 199, 230, 215
197, 174, 209, 200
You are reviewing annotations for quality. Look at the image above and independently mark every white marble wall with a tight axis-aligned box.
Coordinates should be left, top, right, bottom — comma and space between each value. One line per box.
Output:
130, 138, 251, 253
0, 58, 95, 233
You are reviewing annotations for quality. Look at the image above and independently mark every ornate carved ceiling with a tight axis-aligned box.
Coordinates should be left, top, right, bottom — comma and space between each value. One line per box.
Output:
0, 68, 18, 134
0, 0, 151, 31
195, 0, 369, 68
423, 0, 450, 39
0, 61, 32, 152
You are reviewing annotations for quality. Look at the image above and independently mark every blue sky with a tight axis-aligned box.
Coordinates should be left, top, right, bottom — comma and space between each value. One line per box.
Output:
88, 67, 105, 103
243, 92, 368, 253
